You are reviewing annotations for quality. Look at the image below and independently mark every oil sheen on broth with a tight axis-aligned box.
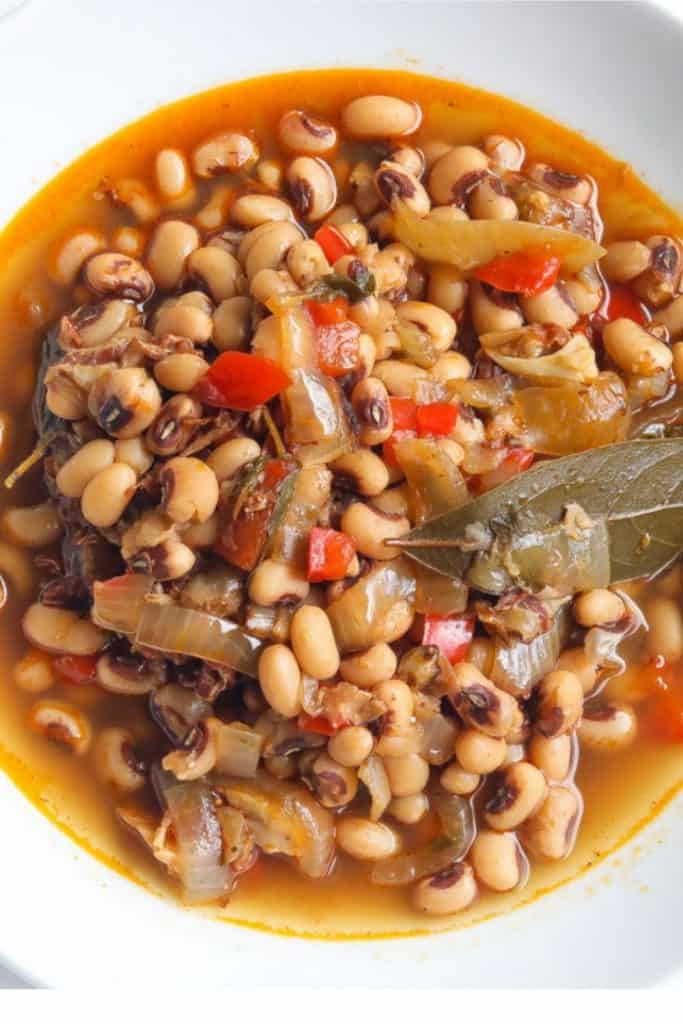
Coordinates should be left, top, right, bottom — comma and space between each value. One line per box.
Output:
0, 69, 681, 938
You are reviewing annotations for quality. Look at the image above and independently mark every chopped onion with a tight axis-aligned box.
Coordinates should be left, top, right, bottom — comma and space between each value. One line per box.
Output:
414, 564, 468, 616
480, 330, 598, 385
278, 306, 318, 372
154, 769, 231, 904
92, 573, 153, 635
371, 837, 466, 887
136, 604, 264, 677
420, 715, 458, 765
282, 369, 352, 466
432, 791, 476, 846
214, 723, 263, 778
327, 558, 416, 653
449, 375, 518, 413
358, 754, 391, 821
243, 602, 294, 642
394, 437, 469, 524
396, 320, 438, 369
489, 602, 571, 696
393, 203, 605, 273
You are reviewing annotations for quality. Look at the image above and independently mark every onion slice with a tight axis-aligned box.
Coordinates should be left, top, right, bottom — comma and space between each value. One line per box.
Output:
214, 723, 263, 778
135, 604, 264, 677
358, 754, 391, 821
92, 573, 153, 635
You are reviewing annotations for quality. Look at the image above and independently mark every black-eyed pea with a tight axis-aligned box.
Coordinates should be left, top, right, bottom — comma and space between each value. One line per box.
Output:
244, 221, 304, 280
357, 332, 377, 376
230, 194, 293, 229
254, 159, 284, 191
96, 655, 162, 697
574, 588, 626, 628
328, 726, 374, 768
341, 95, 421, 140
454, 729, 506, 775
350, 376, 393, 445
192, 131, 259, 177
81, 463, 137, 528
645, 596, 683, 662
264, 753, 297, 780
61, 298, 141, 349
250, 267, 297, 306
82, 251, 154, 302
206, 437, 260, 482
349, 161, 381, 218
388, 793, 429, 825
154, 353, 209, 393
412, 862, 477, 915
49, 229, 107, 286
27, 700, 92, 755
520, 285, 579, 330
88, 367, 162, 439
470, 280, 523, 334
564, 265, 604, 315
395, 300, 456, 352
372, 359, 428, 397
578, 702, 638, 752
448, 662, 517, 738
106, 177, 160, 222
375, 679, 414, 736
341, 502, 409, 561
2, 501, 62, 548
383, 752, 429, 797
535, 669, 583, 739
194, 184, 234, 232
601, 241, 651, 284
95, 727, 146, 791
286, 239, 331, 288
338, 221, 368, 249
181, 514, 219, 551
160, 457, 219, 525
440, 761, 480, 796
22, 603, 105, 656
427, 266, 469, 319
468, 176, 518, 220
155, 147, 192, 200
432, 351, 472, 383
290, 605, 339, 680
375, 161, 430, 217
248, 558, 309, 606
162, 719, 219, 781
521, 786, 581, 861
213, 296, 253, 351
258, 643, 302, 718
526, 163, 593, 205
337, 816, 401, 861
484, 761, 548, 831
277, 109, 337, 154
331, 450, 390, 497
482, 134, 525, 171
145, 394, 203, 457
339, 643, 398, 687
13, 649, 56, 694
186, 246, 246, 302
110, 226, 146, 258
286, 156, 337, 222
421, 140, 452, 171
407, 266, 427, 300
146, 220, 200, 291
470, 829, 524, 891
389, 145, 425, 178
428, 145, 489, 206
0, 542, 35, 600
633, 236, 682, 307
528, 732, 573, 782
324, 203, 360, 228
603, 317, 673, 376
153, 298, 214, 344
556, 646, 600, 695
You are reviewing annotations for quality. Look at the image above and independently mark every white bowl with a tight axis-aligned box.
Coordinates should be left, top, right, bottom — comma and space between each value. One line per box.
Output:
1, 0, 682, 988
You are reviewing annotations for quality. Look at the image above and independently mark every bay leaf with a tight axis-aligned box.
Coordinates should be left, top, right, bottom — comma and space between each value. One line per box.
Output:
391, 438, 683, 589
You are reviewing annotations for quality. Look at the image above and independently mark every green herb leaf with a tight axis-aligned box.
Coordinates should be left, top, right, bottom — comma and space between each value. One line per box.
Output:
391, 439, 683, 589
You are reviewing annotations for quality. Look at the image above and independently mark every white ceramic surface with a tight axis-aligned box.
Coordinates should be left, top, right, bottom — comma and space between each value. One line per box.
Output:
1, 0, 682, 989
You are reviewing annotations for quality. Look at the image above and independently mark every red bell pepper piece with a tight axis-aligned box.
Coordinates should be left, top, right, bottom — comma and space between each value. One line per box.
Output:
316, 320, 361, 377
474, 249, 561, 296
314, 223, 353, 265
194, 351, 291, 411
297, 712, 344, 736
53, 654, 99, 686
382, 430, 417, 468
605, 285, 647, 325
472, 447, 534, 494
640, 658, 683, 743
307, 526, 356, 582
415, 402, 459, 437
215, 460, 294, 571
389, 396, 418, 431
305, 295, 349, 326
422, 613, 475, 665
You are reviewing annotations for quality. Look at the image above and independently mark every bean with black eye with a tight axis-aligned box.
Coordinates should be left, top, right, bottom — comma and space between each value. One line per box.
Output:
186, 245, 246, 302
482, 134, 525, 171
564, 265, 604, 315
81, 462, 137, 528
349, 161, 381, 218
578, 702, 638, 752
520, 285, 579, 329
50, 230, 106, 285
633, 235, 682, 307
160, 457, 219, 525
153, 296, 214, 344
328, 726, 374, 768
470, 830, 524, 891
286, 239, 331, 288
350, 376, 393, 445
278, 109, 338, 154
114, 437, 154, 477
388, 145, 425, 178
82, 252, 154, 302
88, 367, 162, 439
469, 279, 524, 334
213, 296, 253, 351
192, 131, 259, 177
428, 266, 468, 319
248, 559, 310, 606
341, 502, 409, 561
601, 241, 651, 284
331, 450, 390, 497
521, 786, 581, 861
428, 145, 489, 206
468, 175, 518, 220
27, 700, 92, 755
526, 162, 593, 205
341, 95, 422, 140
484, 761, 548, 831
231, 193, 293, 228
603, 317, 673, 376
66, 299, 141, 348
396, 300, 456, 352
56, 439, 115, 498
339, 643, 397, 687
145, 394, 203, 456
155, 147, 192, 200
286, 156, 337, 221
22, 603, 105, 657
412, 862, 478, 915
375, 161, 431, 217
258, 643, 302, 718
146, 219, 200, 291
440, 761, 480, 796
528, 732, 573, 781
448, 663, 517, 739
535, 669, 583, 739
95, 727, 146, 791
127, 538, 196, 581
304, 752, 358, 808
243, 221, 305, 280
207, 437, 261, 482
154, 353, 209, 393
372, 359, 428, 397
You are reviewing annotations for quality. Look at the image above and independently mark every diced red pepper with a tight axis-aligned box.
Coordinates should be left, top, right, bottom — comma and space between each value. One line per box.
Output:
474, 249, 561, 297
422, 613, 475, 665
390, 396, 418, 431
316, 320, 361, 377
382, 429, 417, 468
305, 295, 349, 327
472, 447, 534, 494
605, 285, 647, 325
415, 402, 459, 438
307, 526, 356, 582
214, 459, 294, 571
314, 223, 353, 265
297, 712, 344, 736
53, 654, 99, 686
194, 351, 291, 411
